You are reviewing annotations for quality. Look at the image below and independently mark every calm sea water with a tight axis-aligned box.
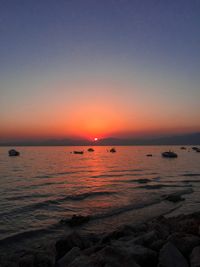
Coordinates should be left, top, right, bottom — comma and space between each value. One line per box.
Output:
0, 146, 200, 253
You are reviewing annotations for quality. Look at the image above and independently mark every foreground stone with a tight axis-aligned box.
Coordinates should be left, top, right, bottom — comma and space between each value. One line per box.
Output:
1, 212, 200, 267
190, 246, 200, 267
158, 242, 189, 267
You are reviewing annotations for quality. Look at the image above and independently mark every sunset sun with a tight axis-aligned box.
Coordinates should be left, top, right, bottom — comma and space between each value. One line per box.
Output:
94, 137, 98, 141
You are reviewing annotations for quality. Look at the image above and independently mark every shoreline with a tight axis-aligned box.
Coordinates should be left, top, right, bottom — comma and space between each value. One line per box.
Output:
1, 211, 200, 267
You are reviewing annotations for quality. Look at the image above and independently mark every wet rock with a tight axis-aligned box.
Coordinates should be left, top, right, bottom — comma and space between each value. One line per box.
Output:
165, 194, 185, 202
168, 233, 200, 256
61, 215, 90, 227
158, 242, 189, 267
56, 232, 90, 260
57, 247, 81, 267
190, 246, 200, 267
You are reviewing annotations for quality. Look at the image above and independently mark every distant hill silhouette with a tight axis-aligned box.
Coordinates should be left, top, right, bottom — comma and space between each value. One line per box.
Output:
0, 132, 200, 146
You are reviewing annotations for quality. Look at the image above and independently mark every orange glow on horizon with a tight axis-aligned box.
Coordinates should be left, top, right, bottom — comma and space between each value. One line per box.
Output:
1, 81, 200, 142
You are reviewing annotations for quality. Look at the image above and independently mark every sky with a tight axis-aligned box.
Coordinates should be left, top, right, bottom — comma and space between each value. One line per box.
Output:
1, 0, 200, 142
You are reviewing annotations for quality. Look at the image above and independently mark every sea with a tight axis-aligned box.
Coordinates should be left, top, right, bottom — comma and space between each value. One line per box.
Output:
0, 146, 200, 255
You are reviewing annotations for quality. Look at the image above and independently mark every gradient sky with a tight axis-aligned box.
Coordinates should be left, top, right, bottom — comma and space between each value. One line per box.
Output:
1, 0, 200, 141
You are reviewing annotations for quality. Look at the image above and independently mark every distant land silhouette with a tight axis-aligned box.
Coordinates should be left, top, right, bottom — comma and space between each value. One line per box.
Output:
0, 132, 200, 146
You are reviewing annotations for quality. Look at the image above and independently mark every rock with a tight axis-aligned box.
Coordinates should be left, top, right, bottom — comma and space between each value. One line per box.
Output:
19, 254, 34, 267
101, 227, 134, 244
168, 233, 200, 256
133, 230, 159, 246
167, 214, 200, 235
158, 242, 189, 267
68, 255, 94, 267
148, 216, 170, 240
190, 246, 200, 267
165, 194, 185, 202
128, 244, 157, 267
83, 244, 105, 256
61, 215, 90, 227
56, 232, 90, 260
57, 247, 81, 267
150, 239, 165, 252
34, 252, 55, 267
90, 245, 140, 267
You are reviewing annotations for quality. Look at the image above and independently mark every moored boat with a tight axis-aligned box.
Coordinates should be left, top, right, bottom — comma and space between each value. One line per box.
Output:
73, 151, 84, 154
110, 148, 116, 153
162, 151, 178, 158
8, 149, 20, 157
88, 148, 94, 152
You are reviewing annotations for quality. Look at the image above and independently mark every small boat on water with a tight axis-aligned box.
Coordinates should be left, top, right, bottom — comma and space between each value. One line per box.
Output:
110, 148, 116, 153
196, 148, 200, 153
192, 147, 199, 151
180, 147, 186, 150
8, 149, 20, 157
88, 148, 94, 152
162, 151, 178, 158
73, 151, 84, 154
146, 154, 153, 157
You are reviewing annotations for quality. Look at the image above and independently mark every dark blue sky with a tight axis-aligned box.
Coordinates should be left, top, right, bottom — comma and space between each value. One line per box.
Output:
1, 0, 200, 140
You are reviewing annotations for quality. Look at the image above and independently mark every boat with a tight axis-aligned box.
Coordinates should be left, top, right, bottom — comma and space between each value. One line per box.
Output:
196, 148, 200, 153
162, 151, 178, 158
110, 148, 116, 153
192, 147, 199, 151
180, 147, 186, 150
8, 149, 20, 157
88, 148, 94, 152
146, 154, 153, 157
73, 151, 84, 154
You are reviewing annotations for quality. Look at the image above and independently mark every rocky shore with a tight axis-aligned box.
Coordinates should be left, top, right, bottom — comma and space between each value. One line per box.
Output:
1, 212, 200, 267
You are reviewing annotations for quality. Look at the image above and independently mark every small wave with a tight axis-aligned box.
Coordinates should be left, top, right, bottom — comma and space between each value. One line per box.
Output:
0, 226, 54, 245
34, 175, 52, 178
91, 173, 142, 178
0, 191, 116, 217
6, 193, 51, 201
152, 177, 161, 181
182, 179, 200, 183
182, 173, 200, 177
62, 191, 116, 201
133, 178, 151, 184
61, 198, 163, 224
137, 184, 192, 190
112, 178, 151, 184
91, 198, 162, 221
107, 169, 144, 173
162, 188, 194, 199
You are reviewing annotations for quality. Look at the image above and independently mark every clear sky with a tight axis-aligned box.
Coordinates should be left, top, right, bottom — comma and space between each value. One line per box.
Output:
1, 0, 200, 141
